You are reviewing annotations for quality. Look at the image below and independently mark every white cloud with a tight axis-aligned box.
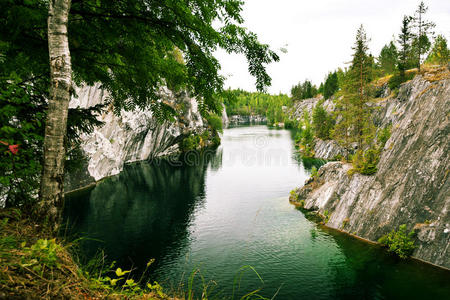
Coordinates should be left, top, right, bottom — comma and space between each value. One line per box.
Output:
215, 0, 450, 95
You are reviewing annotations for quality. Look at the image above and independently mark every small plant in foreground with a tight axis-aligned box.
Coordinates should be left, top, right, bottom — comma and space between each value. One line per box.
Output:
378, 224, 416, 259
19, 239, 63, 276
87, 259, 170, 298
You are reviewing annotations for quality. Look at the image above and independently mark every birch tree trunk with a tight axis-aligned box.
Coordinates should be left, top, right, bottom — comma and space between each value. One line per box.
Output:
38, 0, 72, 230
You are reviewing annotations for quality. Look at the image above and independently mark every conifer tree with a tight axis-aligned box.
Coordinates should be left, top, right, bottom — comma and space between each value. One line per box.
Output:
333, 25, 373, 155
290, 80, 318, 100
323, 72, 339, 100
332, 81, 352, 159
348, 25, 372, 150
312, 103, 334, 140
411, 1, 435, 71
378, 41, 398, 75
398, 16, 413, 78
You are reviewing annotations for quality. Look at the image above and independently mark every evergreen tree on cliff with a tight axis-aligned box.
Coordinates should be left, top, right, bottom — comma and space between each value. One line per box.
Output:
25, 0, 279, 229
333, 25, 373, 153
398, 16, 413, 78
323, 71, 339, 100
378, 40, 398, 75
410, 1, 435, 71
291, 80, 317, 100
348, 25, 372, 150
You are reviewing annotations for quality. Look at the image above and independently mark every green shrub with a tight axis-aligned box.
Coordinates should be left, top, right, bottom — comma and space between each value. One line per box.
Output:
284, 118, 299, 129
352, 148, 379, 175
180, 134, 200, 151
211, 134, 221, 147
310, 166, 318, 178
289, 189, 298, 202
301, 157, 326, 170
388, 72, 414, 91
331, 154, 343, 161
323, 210, 330, 223
312, 103, 334, 139
377, 125, 391, 148
206, 114, 223, 133
19, 239, 63, 276
378, 224, 416, 259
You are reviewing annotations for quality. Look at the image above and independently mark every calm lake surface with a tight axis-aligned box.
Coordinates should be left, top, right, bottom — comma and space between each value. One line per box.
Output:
64, 125, 450, 299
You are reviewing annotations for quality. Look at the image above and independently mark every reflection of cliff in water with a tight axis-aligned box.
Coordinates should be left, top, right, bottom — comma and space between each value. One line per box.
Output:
320, 226, 450, 299
63, 150, 219, 275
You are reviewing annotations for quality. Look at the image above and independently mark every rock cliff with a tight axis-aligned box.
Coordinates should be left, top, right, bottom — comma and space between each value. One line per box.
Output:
291, 96, 346, 160
65, 84, 211, 192
290, 73, 450, 269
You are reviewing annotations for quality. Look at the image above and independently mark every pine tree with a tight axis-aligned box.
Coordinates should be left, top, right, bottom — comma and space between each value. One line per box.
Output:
332, 80, 352, 159
290, 80, 318, 100
318, 82, 324, 95
378, 41, 398, 75
333, 25, 373, 155
411, 1, 435, 71
323, 71, 339, 99
398, 16, 413, 78
349, 25, 372, 150
312, 103, 334, 140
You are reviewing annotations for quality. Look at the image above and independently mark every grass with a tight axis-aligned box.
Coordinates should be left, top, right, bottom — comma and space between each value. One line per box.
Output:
0, 209, 93, 299
0, 208, 175, 299
1, 208, 275, 299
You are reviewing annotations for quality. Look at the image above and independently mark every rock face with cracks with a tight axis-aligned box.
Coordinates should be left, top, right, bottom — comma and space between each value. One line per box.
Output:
291, 96, 346, 160
65, 84, 215, 192
291, 74, 450, 269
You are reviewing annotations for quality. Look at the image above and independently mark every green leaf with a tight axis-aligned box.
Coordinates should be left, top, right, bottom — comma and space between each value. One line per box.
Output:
115, 267, 130, 277
125, 279, 135, 286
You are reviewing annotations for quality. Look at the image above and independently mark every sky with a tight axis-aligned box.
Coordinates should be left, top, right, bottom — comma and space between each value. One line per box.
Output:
214, 0, 450, 95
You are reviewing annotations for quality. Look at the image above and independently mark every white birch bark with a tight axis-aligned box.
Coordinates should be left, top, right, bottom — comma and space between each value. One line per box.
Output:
39, 0, 72, 229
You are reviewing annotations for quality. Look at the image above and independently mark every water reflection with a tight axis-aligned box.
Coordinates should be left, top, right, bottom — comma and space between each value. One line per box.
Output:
64, 151, 218, 274
64, 126, 450, 299
325, 226, 450, 299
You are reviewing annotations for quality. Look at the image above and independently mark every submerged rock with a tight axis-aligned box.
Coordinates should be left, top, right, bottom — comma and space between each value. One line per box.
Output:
291, 74, 450, 269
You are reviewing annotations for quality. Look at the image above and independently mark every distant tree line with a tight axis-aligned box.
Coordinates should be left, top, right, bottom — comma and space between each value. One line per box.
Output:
291, 1, 447, 104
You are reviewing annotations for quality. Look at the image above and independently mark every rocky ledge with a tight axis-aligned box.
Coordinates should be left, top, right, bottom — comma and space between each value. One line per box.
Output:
290, 73, 450, 269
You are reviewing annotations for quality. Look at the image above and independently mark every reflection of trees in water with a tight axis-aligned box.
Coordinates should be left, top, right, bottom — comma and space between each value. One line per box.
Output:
63, 151, 218, 277
207, 148, 222, 171
299, 156, 326, 170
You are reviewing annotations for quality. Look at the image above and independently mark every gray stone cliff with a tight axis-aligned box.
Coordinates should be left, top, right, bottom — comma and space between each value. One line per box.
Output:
65, 84, 210, 191
291, 96, 345, 160
291, 74, 450, 268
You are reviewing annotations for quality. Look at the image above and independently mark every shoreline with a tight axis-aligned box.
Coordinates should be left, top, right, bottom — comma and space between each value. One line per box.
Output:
289, 199, 450, 272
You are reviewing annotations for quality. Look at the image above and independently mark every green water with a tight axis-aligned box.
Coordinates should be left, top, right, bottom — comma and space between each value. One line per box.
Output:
64, 125, 450, 299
